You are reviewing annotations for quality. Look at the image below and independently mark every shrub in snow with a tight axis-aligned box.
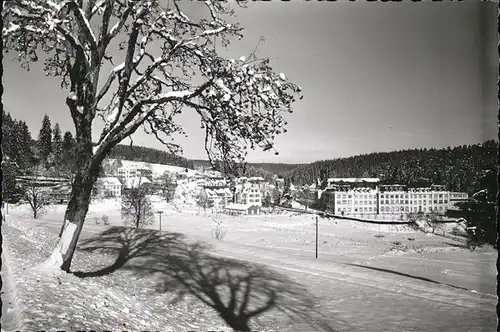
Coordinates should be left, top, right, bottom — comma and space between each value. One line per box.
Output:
211, 218, 227, 240
102, 214, 110, 225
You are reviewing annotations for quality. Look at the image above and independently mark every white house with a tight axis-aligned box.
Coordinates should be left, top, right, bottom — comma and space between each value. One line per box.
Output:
198, 186, 233, 209
126, 176, 152, 189
95, 177, 122, 197
235, 183, 262, 208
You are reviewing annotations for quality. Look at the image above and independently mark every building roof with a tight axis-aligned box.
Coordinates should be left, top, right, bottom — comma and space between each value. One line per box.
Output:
249, 176, 264, 182
201, 187, 231, 197
98, 177, 122, 186
327, 178, 380, 183
225, 203, 252, 211
126, 176, 151, 188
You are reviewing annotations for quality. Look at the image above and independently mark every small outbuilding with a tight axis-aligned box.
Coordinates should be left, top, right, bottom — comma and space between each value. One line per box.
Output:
224, 203, 261, 216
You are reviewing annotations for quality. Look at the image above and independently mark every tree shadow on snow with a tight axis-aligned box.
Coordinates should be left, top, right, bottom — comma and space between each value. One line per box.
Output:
73, 226, 338, 332
345, 263, 469, 291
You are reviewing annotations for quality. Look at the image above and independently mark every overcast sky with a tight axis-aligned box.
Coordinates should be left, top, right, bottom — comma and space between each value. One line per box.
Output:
3, 0, 497, 164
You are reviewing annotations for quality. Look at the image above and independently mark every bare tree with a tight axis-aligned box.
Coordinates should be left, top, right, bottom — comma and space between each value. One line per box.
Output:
158, 171, 177, 202
121, 186, 155, 229
3, 0, 301, 271
19, 169, 52, 219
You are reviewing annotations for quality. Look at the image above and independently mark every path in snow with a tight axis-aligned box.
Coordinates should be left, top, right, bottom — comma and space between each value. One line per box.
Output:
1, 241, 26, 331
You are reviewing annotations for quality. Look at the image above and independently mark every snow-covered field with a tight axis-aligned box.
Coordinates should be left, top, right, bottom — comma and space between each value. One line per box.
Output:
108, 159, 198, 176
2, 199, 496, 331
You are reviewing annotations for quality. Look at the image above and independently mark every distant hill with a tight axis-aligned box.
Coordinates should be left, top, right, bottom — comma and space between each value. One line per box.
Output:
104, 140, 497, 196
190, 159, 304, 178
288, 140, 497, 195
106, 144, 194, 169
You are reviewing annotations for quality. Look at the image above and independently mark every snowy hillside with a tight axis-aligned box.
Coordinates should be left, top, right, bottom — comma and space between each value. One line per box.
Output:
109, 159, 196, 176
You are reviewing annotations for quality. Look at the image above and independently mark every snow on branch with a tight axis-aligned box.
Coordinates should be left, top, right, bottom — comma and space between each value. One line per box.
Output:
6, 0, 302, 177
66, 2, 98, 51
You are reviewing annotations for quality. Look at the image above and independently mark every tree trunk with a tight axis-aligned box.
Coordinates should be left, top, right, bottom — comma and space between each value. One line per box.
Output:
220, 313, 251, 332
44, 168, 98, 273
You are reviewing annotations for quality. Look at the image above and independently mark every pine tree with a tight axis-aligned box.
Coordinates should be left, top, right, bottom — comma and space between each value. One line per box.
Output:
283, 177, 292, 200
37, 114, 53, 165
2, 110, 15, 158
53, 123, 62, 160
17, 121, 35, 170
455, 169, 497, 247
62, 131, 76, 177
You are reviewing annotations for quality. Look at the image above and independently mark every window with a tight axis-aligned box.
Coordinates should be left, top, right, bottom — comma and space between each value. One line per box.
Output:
405, 200, 408, 204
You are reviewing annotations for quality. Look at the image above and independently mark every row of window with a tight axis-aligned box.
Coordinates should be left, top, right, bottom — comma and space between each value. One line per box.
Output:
380, 193, 449, 199
379, 206, 445, 213
336, 200, 376, 205
338, 207, 375, 213
380, 200, 449, 205
338, 194, 376, 199
336, 199, 450, 206
336, 205, 448, 214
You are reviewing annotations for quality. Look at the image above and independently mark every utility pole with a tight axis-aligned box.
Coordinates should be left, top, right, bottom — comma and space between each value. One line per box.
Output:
157, 210, 163, 231
315, 216, 319, 259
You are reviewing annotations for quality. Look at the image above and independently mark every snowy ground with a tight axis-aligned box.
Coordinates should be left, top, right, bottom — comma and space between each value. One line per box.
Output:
2, 200, 496, 331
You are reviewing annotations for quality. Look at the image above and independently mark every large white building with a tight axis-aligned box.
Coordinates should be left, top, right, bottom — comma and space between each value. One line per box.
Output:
319, 178, 468, 216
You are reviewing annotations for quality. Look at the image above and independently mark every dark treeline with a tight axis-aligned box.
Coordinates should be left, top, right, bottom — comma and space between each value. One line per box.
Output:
288, 141, 497, 195
2, 111, 78, 202
2, 111, 77, 178
2, 111, 191, 185
106, 144, 193, 169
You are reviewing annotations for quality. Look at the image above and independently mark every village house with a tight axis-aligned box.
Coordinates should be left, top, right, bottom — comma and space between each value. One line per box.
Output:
117, 165, 153, 185
239, 184, 262, 206
126, 176, 152, 189
95, 177, 122, 197
198, 185, 233, 209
